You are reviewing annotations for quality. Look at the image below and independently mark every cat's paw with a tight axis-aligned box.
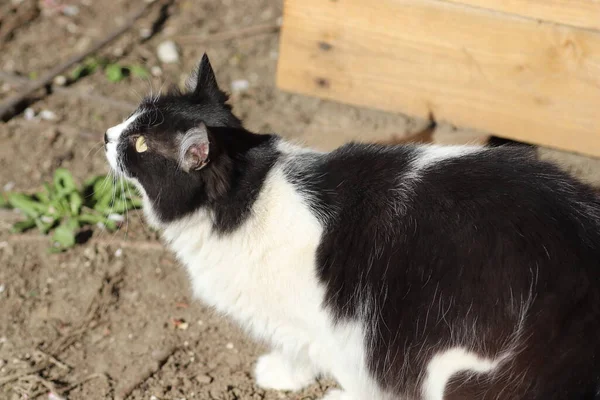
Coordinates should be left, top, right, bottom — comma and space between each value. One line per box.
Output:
321, 389, 354, 400
255, 351, 317, 391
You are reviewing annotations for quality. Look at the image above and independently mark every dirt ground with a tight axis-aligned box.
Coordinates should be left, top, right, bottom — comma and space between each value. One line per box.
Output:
1, 1, 600, 399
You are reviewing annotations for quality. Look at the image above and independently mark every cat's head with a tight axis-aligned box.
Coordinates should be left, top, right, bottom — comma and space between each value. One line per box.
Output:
103, 54, 255, 228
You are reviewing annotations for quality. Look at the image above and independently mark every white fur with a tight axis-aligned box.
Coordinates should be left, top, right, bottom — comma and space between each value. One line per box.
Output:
422, 348, 501, 400
412, 145, 482, 171
108, 127, 504, 399
105, 113, 140, 171
160, 163, 384, 399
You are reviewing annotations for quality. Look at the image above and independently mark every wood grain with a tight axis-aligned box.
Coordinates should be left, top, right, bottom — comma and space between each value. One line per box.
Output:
276, 0, 600, 157
444, 0, 600, 30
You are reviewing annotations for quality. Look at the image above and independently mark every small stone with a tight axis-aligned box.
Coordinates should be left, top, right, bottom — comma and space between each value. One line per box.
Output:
150, 396, 159, 400
62, 5, 79, 16
53, 75, 67, 86
197, 320, 204, 325
157, 40, 179, 64
230, 79, 249, 93
24, 108, 36, 121
112, 47, 124, 57
139, 27, 152, 39
128, 333, 134, 339
150, 66, 162, 77
3, 182, 15, 191
225, 342, 234, 350
0, 284, 5, 294
114, 248, 123, 258
39, 110, 57, 121
108, 214, 124, 222
196, 374, 212, 384
48, 392, 65, 400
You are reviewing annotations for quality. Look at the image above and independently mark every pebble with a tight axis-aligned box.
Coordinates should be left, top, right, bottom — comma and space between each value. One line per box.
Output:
150, 66, 163, 77
24, 108, 36, 121
225, 342, 234, 349
196, 374, 212, 384
54, 75, 67, 86
0, 284, 5, 294
107, 214, 124, 222
114, 248, 123, 258
157, 40, 179, 64
48, 392, 65, 400
39, 110, 57, 121
230, 79, 249, 93
150, 396, 159, 400
62, 5, 79, 16
139, 27, 152, 39
3, 182, 15, 191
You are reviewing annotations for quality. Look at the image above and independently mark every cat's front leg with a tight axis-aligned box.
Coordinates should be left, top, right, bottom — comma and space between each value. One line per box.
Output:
254, 350, 319, 391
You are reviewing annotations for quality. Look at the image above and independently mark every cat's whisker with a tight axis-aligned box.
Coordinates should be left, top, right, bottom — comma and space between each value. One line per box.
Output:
119, 176, 130, 240
125, 182, 150, 236
130, 87, 144, 103
85, 141, 105, 159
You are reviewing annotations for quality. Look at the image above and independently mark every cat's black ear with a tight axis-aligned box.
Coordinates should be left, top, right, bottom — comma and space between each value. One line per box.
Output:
179, 123, 210, 173
187, 54, 228, 104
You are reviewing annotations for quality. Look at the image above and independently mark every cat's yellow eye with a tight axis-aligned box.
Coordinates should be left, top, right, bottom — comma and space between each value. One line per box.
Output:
135, 136, 148, 153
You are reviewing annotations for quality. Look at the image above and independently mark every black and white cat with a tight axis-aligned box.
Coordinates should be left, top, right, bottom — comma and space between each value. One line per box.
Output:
104, 54, 600, 400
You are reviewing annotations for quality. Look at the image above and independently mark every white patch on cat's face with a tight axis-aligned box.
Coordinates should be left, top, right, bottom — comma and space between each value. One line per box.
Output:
105, 112, 140, 172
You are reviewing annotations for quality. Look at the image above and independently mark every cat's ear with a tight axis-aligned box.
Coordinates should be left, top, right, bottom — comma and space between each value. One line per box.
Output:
179, 123, 210, 173
186, 54, 228, 104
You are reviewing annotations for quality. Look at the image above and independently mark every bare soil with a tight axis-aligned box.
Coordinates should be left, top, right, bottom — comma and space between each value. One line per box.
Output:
1, 1, 599, 399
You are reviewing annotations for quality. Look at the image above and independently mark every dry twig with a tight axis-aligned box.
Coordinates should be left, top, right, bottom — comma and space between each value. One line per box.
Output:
175, 21, 281, 44
0, 0, 164, 121
0, 71, 136, 110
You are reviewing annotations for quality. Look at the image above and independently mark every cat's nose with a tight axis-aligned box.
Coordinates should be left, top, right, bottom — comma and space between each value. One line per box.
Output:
104, 131, 109, 145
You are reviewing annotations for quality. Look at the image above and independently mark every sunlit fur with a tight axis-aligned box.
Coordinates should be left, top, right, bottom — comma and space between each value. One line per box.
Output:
105, 54, 600, 400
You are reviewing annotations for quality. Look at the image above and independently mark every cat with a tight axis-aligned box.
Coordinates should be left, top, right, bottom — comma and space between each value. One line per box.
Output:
104, 54, 600, 400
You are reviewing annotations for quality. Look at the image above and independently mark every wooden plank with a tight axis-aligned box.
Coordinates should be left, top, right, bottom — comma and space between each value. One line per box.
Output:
444, 0, 600, 31
276, 0, 600, 157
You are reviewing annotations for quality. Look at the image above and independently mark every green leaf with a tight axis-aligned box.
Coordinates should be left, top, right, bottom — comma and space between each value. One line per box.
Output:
36, 184, 52, 204
7, 193, 45, 218
11, 218, 36, 233
128, 196, 143, 208
29, 71, 38, 80
105, 64, 124, 83
129, 65, 149, 79
104, 219, 118, 231
77, 213, 105, 225
52, 219, 79, 249
69, 192, 83, 215
70, 57, 102, 80
92, 176, 113, 203
53, 168, 77, 193
35, 216, 57, 234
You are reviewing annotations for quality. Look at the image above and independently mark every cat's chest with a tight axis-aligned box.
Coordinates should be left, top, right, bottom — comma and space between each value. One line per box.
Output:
162, 189, 327, 339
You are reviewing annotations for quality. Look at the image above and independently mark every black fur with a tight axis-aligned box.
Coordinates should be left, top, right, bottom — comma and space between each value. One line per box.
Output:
111, 54, 600, 399
293, 145, 600, 399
